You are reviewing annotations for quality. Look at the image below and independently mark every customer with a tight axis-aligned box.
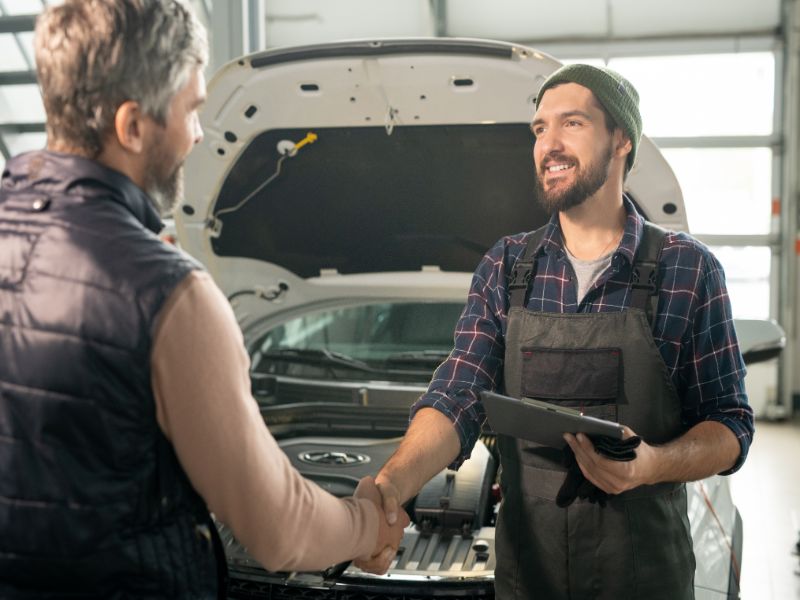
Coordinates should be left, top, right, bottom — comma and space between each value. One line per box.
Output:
0, 1, 406, 597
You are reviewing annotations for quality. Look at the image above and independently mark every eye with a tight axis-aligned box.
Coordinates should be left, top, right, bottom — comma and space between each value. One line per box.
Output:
531, 125, 545, 137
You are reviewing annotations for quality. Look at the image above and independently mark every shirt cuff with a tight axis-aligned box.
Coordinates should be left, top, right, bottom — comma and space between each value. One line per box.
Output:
703, 414, 753, 475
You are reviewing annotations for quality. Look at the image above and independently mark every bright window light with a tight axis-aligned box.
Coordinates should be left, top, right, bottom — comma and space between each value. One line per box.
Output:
709, 246, 771, 320
661, 147, 772, 235
0, 85, 45, 123
0, 35, 28, 71
1, 0, 49, 14
4, 132, 46, 156
609, 53, 774, 137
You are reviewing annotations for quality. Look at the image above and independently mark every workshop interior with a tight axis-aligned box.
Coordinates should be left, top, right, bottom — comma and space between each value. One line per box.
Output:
1, 1, 799, 599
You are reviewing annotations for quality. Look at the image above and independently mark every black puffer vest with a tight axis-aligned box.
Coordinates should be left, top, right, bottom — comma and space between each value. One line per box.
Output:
0, 151, 223, 598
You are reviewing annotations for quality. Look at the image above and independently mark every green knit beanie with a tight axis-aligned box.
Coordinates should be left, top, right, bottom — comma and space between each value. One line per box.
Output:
535, 64, 642, 173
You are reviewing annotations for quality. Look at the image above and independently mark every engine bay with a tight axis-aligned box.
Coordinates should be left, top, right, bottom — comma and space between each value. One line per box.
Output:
217, 434, 498, 590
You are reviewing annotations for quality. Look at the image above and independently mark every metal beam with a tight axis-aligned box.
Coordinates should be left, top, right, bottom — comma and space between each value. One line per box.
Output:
210, 0, 266, 73
0, 134, 10, 160
778, 0, 799, 417
0, 123, 45, 134
532, 33, 778, 61
0, 14, 36, 34
430, 0, 447, 37
651, 135, 782, 150
693, 234, 780, 247
0, 71, 37, 85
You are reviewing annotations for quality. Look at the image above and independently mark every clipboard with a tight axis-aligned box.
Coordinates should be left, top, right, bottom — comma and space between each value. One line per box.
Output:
480, 390, 625, 449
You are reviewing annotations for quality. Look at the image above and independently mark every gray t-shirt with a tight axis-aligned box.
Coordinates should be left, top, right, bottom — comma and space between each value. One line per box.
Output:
564, 247, 614, 304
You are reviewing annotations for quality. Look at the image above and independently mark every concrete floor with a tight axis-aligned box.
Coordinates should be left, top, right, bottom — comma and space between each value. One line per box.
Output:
729, 418, 800, 600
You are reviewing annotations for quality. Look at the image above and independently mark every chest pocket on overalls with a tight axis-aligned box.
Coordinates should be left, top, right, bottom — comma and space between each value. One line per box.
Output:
520, 347, 621, 421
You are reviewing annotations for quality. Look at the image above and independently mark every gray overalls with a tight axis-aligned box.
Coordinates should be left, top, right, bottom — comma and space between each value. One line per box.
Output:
494, 223, 695, 600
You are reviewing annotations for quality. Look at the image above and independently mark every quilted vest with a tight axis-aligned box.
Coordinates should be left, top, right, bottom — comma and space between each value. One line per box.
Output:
0, 151, 222, 598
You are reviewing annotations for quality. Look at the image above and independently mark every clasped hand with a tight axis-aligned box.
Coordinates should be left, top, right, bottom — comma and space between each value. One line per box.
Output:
353, 476, 409, 574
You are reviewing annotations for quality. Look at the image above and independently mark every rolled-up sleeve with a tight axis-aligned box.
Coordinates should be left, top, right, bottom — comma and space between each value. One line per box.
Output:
411, 239, 511, 468
677, 251, 754, 474
150, 271, 379, 572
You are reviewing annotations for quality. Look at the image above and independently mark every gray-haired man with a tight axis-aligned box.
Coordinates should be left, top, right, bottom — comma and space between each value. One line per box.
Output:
0, 1, 406, 597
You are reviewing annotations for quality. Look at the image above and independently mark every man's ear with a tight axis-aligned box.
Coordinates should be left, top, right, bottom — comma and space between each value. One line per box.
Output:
614, 130, 633, 159
112, 100, 147, 155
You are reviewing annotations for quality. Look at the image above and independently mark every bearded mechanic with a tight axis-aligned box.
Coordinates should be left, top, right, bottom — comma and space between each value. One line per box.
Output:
355, 64, 754, 599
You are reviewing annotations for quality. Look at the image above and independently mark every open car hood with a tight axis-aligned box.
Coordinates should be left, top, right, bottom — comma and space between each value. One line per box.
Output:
178, 38, 782, 360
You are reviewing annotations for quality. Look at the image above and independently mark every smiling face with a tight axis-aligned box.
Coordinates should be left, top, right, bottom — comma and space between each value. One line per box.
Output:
531, 82, 627, 214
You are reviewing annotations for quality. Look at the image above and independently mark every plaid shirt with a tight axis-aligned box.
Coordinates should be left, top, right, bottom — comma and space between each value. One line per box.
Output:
412, 197, 753, 473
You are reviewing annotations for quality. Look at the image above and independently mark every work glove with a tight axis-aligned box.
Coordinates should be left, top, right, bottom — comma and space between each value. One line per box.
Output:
555, 435, 642, 508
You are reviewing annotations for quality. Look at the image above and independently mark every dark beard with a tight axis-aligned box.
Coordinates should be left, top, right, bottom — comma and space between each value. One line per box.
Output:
534, 145, 613, 213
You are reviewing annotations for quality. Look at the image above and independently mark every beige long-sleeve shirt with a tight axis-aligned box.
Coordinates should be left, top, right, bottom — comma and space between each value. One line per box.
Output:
150, 270, 379, 572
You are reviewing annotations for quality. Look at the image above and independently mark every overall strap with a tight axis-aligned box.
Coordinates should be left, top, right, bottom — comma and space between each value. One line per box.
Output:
509, 225, 547, 308
629, 221, 667, 326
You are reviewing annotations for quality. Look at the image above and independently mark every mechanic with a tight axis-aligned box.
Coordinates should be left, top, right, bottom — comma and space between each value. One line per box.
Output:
0, 1, 407, 597
356, 64, 754, 599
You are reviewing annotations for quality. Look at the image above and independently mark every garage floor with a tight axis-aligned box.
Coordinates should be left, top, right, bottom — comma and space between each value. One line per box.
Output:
729, 417, 800, 600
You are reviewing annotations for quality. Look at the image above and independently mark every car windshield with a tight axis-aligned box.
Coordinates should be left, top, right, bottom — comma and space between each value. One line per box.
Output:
250, 301, 464, 383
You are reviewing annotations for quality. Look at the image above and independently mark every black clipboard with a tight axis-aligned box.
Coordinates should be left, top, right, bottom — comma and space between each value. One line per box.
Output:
480, 391, 625, 449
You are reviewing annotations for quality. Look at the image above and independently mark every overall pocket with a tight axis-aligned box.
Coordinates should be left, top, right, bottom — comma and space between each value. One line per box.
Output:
521, 347, 621, 419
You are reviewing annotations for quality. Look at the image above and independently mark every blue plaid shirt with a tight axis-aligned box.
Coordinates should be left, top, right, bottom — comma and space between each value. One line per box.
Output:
412, 197, 753, 474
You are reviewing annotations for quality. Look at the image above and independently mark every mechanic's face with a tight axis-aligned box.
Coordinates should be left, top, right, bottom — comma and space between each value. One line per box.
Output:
143, 67, 206, 215
531, 82, 616, 213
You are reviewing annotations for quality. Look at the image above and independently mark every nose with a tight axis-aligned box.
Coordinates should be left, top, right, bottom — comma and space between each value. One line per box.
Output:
534, 125, 563, 158
192, 113, 204, 145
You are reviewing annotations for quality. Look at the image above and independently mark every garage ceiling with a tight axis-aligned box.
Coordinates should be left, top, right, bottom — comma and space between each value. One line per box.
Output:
0, 0, 787, 165
263, 0, 783, 48
446, 0, 782, 40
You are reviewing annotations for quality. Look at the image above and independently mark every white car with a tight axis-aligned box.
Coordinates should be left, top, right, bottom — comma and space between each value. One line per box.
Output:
178, 38, 782, 600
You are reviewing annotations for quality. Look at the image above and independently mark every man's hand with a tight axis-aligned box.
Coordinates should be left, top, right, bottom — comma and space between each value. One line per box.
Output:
565, 420, 742, 494
352, 408, 461, 573
353, 476, 409, 574
375, 477, 401, 525
564, 426, 660, 494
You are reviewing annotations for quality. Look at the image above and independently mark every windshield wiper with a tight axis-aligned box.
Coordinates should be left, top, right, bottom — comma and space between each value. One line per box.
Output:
383, 349, 452, 366
259, 348, 375, 374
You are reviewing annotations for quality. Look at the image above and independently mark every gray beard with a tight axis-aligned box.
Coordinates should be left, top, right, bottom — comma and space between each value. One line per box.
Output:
534, 146, 613, 214
144, 162, 183, 217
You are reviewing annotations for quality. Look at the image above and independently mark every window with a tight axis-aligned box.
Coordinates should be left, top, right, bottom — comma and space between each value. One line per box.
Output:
661, 147, 772, 235
609, 53, 774, 138
604, 52, 777, 321
0, 34, 29, 71
710, 246, 771, 320
3, 131, 46, 156
0, 85, 44, 124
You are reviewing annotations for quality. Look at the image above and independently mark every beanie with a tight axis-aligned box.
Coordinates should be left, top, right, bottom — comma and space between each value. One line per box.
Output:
535, 64, 642, 173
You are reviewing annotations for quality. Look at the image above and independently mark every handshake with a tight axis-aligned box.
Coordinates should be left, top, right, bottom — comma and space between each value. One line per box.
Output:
353, 475, 409, 575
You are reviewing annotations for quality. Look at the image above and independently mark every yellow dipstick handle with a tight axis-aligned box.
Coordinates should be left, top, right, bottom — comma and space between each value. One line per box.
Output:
294, 132, 318, 151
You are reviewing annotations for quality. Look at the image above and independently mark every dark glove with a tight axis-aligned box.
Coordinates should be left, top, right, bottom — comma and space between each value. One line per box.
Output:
555, 435, 642, 508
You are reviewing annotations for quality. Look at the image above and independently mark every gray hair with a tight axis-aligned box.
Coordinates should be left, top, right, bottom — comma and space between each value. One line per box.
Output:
34, 0, 208, 157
